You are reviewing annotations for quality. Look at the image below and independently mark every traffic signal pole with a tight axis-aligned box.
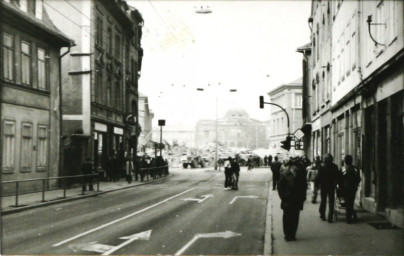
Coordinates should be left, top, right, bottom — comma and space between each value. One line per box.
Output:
259, 96, 290, 135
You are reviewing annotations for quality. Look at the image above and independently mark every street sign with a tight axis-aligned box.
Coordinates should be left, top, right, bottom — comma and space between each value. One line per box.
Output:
294, 129, 304, 140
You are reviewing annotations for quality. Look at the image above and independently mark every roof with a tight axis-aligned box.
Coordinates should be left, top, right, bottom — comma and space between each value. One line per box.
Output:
267, 77, 303, 95
2, 1, 74, 47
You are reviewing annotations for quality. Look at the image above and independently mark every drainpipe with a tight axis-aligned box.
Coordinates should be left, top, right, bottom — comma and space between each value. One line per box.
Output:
59, 43, 74, 178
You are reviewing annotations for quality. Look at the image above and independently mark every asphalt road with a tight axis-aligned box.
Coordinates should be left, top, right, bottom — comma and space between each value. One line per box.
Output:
2, 167, 271, 255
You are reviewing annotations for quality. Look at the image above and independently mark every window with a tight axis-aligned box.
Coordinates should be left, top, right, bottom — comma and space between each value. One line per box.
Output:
107, 76, 112, 107
37, 48, 46, 90
96, 17, 103, 47
295, 95, 303, 108
35, 0, 43, 19
27, 0, 35, 15
115, 34, 121, 59
37, 125, 47, 170
20, 0, 27, 12
351, 13, 357, 70
2, 33, 14, 81
107, 27, 112, 55
2, 120, 16, 172
21, 41, 31, 85
388, 0, 397, 43
345, 25, 350, 76
21, 122, 33, 170
95, 66, 103, 103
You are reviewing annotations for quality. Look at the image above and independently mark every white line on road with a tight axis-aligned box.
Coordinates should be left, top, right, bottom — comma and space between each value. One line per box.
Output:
229, 196, 259, 205
182, 194, 213, 203
102, 230, 152, 255
174, 231, 241, 255
53, 189, 195, 247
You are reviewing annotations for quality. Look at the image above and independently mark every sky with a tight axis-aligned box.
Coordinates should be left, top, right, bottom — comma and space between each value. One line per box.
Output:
128, 0, 311, 129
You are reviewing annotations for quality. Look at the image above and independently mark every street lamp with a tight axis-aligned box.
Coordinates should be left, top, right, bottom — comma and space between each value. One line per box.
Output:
197, 88, 237, 170
158, 119, 165, 157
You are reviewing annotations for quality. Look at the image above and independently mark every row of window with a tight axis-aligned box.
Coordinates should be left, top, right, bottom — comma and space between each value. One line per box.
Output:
2, 120, 48, 173
2, 32, 48, 90
96, 14, 122, 60
5, 0, 43, 20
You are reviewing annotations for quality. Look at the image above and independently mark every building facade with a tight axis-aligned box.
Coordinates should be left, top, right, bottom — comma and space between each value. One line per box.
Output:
304, 0, 404, 227
267, 78, 303, 153
195, 109, 267, 150
138, 93, 154, 151
45, 0, 143, 178
1, 0, 73, 191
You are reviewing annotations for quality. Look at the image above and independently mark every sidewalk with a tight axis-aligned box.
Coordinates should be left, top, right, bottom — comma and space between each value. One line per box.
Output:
1, 175, 170, 215
269, 187, 404, 255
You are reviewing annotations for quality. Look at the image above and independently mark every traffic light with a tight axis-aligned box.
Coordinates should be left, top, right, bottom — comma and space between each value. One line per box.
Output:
280, 136, 292, 151
259, 96, 264, 109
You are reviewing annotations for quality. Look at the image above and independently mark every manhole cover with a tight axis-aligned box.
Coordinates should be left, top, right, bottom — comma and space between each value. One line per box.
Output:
368, 222, 400, 230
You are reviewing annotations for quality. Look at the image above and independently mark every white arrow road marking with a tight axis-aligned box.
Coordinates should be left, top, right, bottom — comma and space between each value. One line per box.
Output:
229, 195, 258, 205
175, 231, 241, 255
102, 230, 152, 255
182, 194, 214, 203
69, 241, 114, 253
53, 188, 194, 247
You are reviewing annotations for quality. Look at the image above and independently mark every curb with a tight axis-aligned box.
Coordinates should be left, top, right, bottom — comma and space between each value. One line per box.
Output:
263, 175, 273, 255
1, 175, 172, 215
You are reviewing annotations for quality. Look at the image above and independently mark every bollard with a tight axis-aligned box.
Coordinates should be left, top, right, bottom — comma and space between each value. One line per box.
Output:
15, 181, 19, 207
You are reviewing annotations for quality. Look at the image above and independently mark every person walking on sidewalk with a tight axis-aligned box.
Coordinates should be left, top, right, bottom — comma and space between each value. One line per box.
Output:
270, 156, 282, 190
339, 154, 361, 224
81, 158, 94, 192
316, 153, 339, 223
307, 156, 321, 203
231, 157, 240, 190
277, 157, 307, 241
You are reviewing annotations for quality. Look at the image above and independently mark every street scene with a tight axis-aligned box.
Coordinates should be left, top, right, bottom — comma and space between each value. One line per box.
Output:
1, 0, 404, 255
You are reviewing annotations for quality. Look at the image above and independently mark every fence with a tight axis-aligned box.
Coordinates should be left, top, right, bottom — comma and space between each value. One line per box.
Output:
1, 174, 99, 207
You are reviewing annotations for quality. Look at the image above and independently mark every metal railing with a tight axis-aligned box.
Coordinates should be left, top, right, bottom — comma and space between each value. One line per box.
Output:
1, 174, 99, 207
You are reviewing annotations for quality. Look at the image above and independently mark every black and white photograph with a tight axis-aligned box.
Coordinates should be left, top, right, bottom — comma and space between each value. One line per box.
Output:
1, 0, 404, 255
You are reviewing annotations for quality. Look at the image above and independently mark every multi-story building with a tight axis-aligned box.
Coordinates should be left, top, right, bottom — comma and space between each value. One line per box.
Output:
45, 0, 143, 178
1, 0, 73, 191
304, 0, 403, 227
138, 93, 154, 151
267, 78, 303, 153
195, 109, 267, 150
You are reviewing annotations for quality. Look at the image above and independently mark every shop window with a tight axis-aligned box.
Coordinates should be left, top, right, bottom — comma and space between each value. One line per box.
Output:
21, 122, 33, 170
37, 125, 47, 171
21, 41, 31, 86
2, 120, 16, 172
2, 33, 14, 81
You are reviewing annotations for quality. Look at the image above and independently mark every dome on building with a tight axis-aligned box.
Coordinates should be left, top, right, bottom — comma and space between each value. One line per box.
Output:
225, 108, 249, 119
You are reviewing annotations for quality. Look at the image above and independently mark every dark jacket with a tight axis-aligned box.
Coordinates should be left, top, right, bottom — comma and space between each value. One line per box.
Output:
340, 166, 361, 193
271, 161, 282, 175
316, 162, 339, 190
278, 163, 307, 210
231, 161, 240, 175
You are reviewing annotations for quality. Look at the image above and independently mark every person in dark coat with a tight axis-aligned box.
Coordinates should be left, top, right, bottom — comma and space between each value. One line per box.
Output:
268, 155, 273, 166
339, 155, 361, 224
270, 156, 282, 190
277, 157, 307, 241
231, 157, 240, 190
264, 155, 268, 166
316, 153, 340, 222
81, 158, 94, 191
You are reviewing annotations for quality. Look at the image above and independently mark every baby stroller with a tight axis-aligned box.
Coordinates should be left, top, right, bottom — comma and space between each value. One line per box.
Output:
333, 187, 346, 221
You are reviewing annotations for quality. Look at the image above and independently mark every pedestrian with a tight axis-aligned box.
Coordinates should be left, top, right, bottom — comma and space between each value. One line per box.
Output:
316, 153, 340, 223
125, 152, 132, 184
339, 155, 361, 224
268, 154, 273, 166
81, 158, 94, 192
306, 156, 321, 203
231, 157, 240, 190
111, 151, 119, 182
224, 157, 232, 189
264, 155, 268, 166
277, 157, 307, 241
270, 156, 282, 190
247, 157, 253, 171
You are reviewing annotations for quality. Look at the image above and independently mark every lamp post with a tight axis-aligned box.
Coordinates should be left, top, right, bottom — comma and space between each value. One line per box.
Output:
197, 87, 237, 170
158, 119, 165, 157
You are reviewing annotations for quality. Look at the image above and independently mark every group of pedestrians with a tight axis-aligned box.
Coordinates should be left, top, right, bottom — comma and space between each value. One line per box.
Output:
224, 157, 240, 190
274, 153, 361, 241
